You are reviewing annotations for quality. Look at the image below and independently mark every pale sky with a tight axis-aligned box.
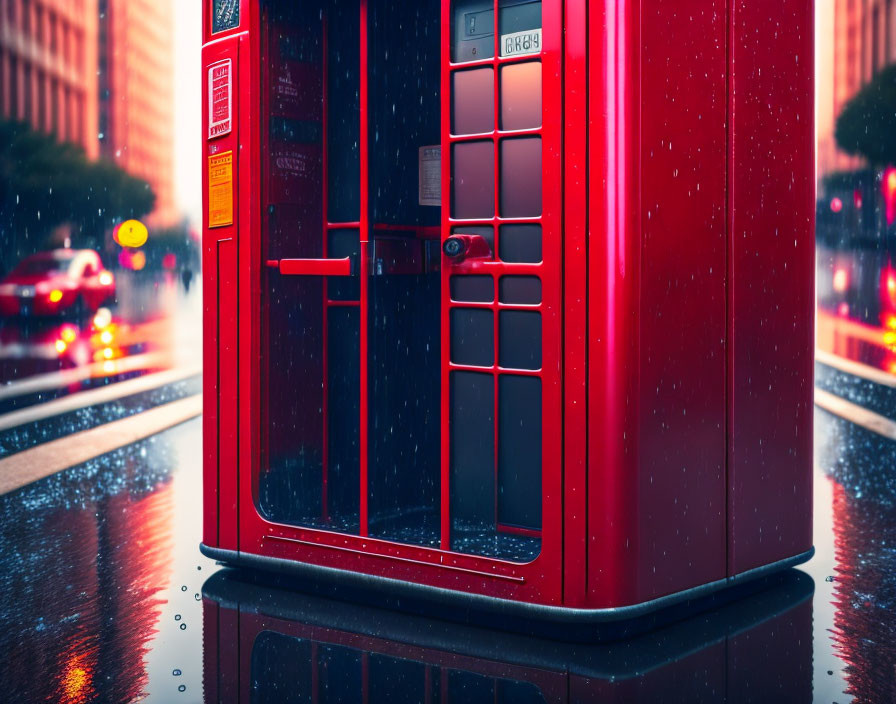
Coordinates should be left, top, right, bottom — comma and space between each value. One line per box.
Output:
173, 2, 202, 229
817, 0, 834, 138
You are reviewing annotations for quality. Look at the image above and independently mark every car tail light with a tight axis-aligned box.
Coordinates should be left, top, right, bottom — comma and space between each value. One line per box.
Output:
93, 308, 113, 329
60, 325, 78, 344
884, 168, 896, 226
832, 267, 849, 293
885, 269, 896, 306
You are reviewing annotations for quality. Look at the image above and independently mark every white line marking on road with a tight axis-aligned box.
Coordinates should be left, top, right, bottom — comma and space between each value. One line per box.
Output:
0, 351, 180, 402
816, 348, 896, 389
0, 365, 201, 432
814, 387, 896, 442
0, 394, 202, 495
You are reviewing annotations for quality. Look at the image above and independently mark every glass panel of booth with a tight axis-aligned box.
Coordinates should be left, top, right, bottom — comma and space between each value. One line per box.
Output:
451, 0, 543, 63
258, 0, 362, 535
255, 0, 547, 564
446, 0, 546, 562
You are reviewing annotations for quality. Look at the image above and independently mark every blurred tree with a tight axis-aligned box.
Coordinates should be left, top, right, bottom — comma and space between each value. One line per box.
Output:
0, 120, 155, 274
835, 64, 896, 166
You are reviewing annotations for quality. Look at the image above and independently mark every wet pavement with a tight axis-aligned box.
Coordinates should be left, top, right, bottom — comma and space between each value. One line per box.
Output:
0, 419, 217, 702
0, 398, 892, 701
0, 267, 892, 702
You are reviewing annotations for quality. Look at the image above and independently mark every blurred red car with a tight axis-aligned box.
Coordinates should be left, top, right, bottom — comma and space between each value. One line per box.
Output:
0, 249, 115, 317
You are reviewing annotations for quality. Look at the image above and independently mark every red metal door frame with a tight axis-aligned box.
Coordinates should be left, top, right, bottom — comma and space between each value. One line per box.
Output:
229, 0, 571, 606
437, 0, 566, 598
561, 0, 588, 607
203, 8, 253, 554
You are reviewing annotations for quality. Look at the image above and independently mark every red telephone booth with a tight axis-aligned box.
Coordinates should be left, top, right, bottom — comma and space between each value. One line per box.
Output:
201, 0, 815, 624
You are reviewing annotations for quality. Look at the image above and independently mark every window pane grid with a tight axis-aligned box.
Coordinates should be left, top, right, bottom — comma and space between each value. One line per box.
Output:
447, 0, 545, 561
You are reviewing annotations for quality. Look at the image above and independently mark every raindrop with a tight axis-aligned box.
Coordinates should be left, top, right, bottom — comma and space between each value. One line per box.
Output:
181, 585, 188, 591
178, 685, 186, 693
194, 593, 201, 601
173, 669, 182, 677
180, 623, 187, 630
175, 614, 182, 621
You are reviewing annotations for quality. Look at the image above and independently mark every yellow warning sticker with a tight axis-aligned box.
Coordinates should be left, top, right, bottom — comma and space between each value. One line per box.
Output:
208, 151, 234, 228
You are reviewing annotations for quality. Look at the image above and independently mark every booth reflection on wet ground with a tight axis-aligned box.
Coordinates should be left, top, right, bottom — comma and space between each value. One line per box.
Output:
0, 406, 895, 701
203, 569, 814, 703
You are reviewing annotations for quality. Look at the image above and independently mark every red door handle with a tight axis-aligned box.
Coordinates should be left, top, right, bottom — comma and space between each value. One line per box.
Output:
265, 257, 352, 276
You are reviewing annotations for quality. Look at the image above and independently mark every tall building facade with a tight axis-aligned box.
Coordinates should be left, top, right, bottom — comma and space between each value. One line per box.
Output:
0, 0, 99, 159
98, 0, 176, 226
820, 0, 896, 176
834, 0, 895, 117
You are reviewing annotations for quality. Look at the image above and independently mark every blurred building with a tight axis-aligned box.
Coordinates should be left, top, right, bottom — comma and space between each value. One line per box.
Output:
98, 0, 176, 226
820, 0, 896, 176
0, 0, 100, 159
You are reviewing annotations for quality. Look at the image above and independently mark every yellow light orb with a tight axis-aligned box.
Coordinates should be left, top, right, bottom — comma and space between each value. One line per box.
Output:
114, 220, 149, 248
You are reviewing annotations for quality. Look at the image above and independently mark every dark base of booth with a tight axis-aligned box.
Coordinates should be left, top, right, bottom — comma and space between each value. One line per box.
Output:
200, 544, 814, 642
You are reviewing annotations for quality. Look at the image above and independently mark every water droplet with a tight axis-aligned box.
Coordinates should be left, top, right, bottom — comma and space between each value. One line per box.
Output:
180, 623, 187, 630
173, 669, 182, 677
181, 585, 188, 591
175, 614, 182, 621
194, 593, 201, 601
178, 685, 186, 692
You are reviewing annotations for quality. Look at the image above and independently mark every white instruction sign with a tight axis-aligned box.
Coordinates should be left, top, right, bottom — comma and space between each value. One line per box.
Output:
208, 60, 232, 139
419, 145, 441, 206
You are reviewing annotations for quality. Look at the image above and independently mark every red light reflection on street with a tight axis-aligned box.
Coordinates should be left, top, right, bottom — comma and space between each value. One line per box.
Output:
5, 475, 176, 702
57, 640, 96, 704
817, 309, 896, 374
827, 478, 896, 702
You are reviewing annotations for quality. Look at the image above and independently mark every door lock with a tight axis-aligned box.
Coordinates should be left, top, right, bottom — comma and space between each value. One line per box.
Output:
443, 234, 492, 262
